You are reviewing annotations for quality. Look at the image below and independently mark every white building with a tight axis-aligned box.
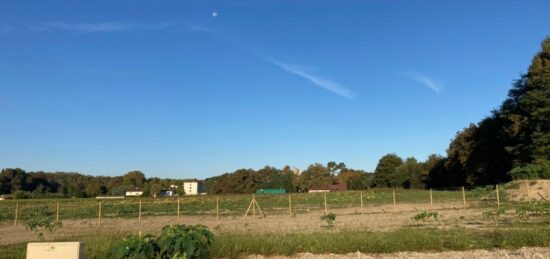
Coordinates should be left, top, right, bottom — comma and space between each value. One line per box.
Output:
125, 188, 144, 197
183, 181, 205, 195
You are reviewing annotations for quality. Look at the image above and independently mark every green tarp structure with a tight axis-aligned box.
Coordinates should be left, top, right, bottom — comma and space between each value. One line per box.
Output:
255, 188, 287, 194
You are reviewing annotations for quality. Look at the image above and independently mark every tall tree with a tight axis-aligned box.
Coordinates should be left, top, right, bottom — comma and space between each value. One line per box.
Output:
500, 37, 550, 165
373, 154, 403, 187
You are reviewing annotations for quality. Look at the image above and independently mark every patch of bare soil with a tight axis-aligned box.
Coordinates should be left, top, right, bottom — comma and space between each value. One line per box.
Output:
248, 247, 550, 259
0, 202, 504, 245
506, 180, 550, 202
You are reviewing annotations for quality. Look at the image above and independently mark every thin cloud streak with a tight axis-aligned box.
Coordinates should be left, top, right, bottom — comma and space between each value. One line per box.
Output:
402, 72, 442, 94
0, 24, 14, 33
27, 22, 206, 33
270, 60, 355, 99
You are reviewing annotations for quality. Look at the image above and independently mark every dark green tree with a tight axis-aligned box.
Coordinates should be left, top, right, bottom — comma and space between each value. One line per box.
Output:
373, 154, 403, 187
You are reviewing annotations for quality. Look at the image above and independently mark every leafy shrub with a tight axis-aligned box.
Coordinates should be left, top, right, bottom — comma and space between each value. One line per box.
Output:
515, 202, 550, 220
411, 211, 439, 222
483, 207, 506, 226
112, 234, 159, 259
157, 224, 214, 259
508, 161, 550, 180
320, 213, 336, 227
111, 225, 214, 259
24, 205, 62, 240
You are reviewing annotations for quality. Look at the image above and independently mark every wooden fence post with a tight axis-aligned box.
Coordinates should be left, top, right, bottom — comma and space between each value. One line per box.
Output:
392, 189, 396, 212
177, 197, 180, 223
429, 189, 433, 210
98, 202, 102, 226
462, 186, 466, 208
56, 202, 60, 222
496, 185, 500, 209
324, 193, 328, 215
526, 182, 531, 202
216, 196, 219, 221
360, 192, 364, 215
288, 194, 292, 218
14, 203, 19, 227
138, 199, 142, 223
252, 195, 256, 218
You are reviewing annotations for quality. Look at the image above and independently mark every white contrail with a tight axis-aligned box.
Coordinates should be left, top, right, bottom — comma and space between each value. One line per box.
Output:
271, 60, 355, 99
402, 72, 442, 94
27, 22, 205, 33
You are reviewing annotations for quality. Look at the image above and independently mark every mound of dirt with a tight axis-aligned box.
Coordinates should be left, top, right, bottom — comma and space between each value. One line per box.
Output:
506, 180, 550, 202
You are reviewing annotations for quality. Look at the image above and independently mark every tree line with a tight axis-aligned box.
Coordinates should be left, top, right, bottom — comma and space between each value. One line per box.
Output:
0, 169, 196, 198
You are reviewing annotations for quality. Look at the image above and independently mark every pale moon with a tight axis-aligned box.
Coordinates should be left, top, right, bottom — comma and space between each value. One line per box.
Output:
212, 12, 218, 17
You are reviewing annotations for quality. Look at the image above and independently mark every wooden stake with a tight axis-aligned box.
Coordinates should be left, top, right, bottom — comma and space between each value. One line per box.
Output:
243, 198, 254, 219
496, 185, 500, 209
98, 202, 102, 226
324, 193, 328, 215
288, 194, 292, 218
392, 189, 396, 212
526, 182, 531, 202
252, 195, 256, 218
56, 202, 60, 222
360, 192, 364, 215
462, 186, 466, 208
14, 203, 18, 227
138, 199, 142, 223
177, 197, 180, 223
254, 199, 265, 218
429, 189, 433, 210
216, 196, 219, 221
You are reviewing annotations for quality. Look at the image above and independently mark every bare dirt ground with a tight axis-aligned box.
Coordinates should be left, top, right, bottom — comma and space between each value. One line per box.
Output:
507, 180, 550, 202
0, 201, 499, 245
248, 247, 550, 259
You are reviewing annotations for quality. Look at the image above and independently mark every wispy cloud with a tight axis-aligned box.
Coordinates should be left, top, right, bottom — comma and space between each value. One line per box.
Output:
402, 72, 442, 94
0, 24, 14, 33
26, 22, 206, 33
270, 60, 355, 99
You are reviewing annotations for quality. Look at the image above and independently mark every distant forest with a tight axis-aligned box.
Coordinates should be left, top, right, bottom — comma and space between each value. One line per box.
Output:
1, 38, 549, 198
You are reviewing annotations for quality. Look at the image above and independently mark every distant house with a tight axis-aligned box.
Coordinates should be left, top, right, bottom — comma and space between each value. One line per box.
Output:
308, 184, 347, 193
308, 188, 330, 193
125, 187, 144, 197
256, 188, 287, 194
183, 181, 206, 195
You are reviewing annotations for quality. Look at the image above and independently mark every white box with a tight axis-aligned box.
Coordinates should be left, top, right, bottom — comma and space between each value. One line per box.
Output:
26, 242, 84, 259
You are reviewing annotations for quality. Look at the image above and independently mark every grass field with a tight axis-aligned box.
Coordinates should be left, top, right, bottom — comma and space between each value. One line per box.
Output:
1, 224, 550, 258
2, 186, 536, 258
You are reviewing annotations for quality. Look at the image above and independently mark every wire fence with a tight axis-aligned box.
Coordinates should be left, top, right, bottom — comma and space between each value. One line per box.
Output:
0, 185, 508, 225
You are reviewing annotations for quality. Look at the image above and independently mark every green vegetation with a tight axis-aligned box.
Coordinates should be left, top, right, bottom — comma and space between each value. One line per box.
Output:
509, 161, 550, 179
23, 205, 62, 240
7, 226, 548, 258
111, 225, 214, 259
112, 234, 158, 259
515, 202, 550, 220
320, 213, 336, 227
411, 211, 439, 222
0, 188, 478, 221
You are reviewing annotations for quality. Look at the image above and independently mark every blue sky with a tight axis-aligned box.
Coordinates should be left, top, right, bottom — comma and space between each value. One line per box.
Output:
1, 0, 549, 178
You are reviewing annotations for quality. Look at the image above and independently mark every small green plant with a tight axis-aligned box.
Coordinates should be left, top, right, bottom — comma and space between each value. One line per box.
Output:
411, 211, 439, 222
157, 224, 214, 259
112, 234, 158, 259
24, 205, 62, 240
483, 207, 506, 226
320, 213, 336, 227
111, 225, 214, 259
515, 202, 550, 220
